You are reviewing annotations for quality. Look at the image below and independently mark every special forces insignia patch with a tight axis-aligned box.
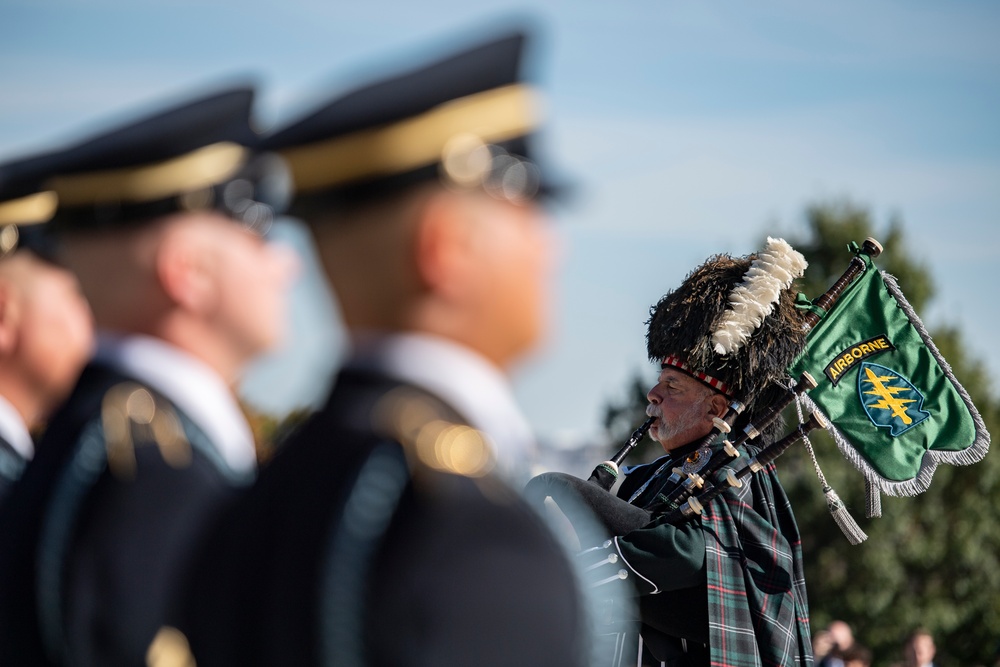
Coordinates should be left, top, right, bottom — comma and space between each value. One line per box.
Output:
858, 361, 930, 437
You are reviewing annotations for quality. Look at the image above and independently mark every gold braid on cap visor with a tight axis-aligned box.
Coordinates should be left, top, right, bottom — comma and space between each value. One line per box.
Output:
0, 191, 57, 226
280, 84, 540, 194
46, 142, 248, 206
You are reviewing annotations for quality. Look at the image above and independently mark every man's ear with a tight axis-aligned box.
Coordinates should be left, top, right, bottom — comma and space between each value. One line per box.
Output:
707, 392, 729, 419
413, 191, 474, 297
0, 280, 19, 356
156, 226, 216, 314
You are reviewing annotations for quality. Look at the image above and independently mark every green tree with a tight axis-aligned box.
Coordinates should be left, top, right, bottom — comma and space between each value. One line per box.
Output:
601, 199, 999, 665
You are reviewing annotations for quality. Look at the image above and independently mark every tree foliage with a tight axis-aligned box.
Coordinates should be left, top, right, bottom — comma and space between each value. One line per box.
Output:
601, 199, 998, 665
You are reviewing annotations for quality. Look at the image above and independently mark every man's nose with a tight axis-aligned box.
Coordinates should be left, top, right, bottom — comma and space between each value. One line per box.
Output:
646, 384, 660, 405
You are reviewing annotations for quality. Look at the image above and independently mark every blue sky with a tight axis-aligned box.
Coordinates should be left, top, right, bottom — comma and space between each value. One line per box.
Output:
2, 0, 998, 446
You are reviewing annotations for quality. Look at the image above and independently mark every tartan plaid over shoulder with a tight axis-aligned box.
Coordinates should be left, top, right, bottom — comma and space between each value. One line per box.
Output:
701, 443, 813, 667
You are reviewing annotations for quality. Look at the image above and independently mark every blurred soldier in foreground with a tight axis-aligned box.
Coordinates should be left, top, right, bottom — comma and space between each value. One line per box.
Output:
0, 164, 93, 501
528, 240, 814, 666
0, 86, 297, 666
172, 31, 594, 667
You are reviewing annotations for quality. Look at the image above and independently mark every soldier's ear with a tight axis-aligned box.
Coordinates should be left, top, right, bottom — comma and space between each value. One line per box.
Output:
413, 189, 476, 298
156, 221, 217, 314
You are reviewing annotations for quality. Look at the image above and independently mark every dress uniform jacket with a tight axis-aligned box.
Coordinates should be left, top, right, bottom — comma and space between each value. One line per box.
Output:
176, 365, 591, 667
0, 355, 254, 667
611, 439, 813, 667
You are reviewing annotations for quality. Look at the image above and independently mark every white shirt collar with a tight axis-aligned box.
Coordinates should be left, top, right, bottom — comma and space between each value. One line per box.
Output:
94, 333, 257, 475
346, 331, 535, 482
0, 394, 33, 459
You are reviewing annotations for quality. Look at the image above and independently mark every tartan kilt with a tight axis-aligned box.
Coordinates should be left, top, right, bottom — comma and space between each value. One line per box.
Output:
700, 446, 813, 667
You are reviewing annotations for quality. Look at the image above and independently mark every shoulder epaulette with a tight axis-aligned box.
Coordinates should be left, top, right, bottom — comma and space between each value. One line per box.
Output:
100, 381, 191, 481
369, 386, 496, 480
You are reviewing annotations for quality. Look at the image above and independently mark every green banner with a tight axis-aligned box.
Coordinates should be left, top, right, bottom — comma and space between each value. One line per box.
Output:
789, 250, 988, 493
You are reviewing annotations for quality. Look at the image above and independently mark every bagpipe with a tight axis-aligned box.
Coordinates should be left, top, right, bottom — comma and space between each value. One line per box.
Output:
523, 374, 831, 548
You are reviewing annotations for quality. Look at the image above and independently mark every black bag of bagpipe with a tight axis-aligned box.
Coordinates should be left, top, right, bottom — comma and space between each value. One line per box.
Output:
524, 462, 651, 667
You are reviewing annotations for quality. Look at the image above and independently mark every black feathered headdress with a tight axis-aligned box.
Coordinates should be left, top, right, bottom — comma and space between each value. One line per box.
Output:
646, 237, 808, 442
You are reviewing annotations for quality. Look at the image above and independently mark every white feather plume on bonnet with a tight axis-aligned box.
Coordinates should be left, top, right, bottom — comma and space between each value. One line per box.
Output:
711, 237, 808, 356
